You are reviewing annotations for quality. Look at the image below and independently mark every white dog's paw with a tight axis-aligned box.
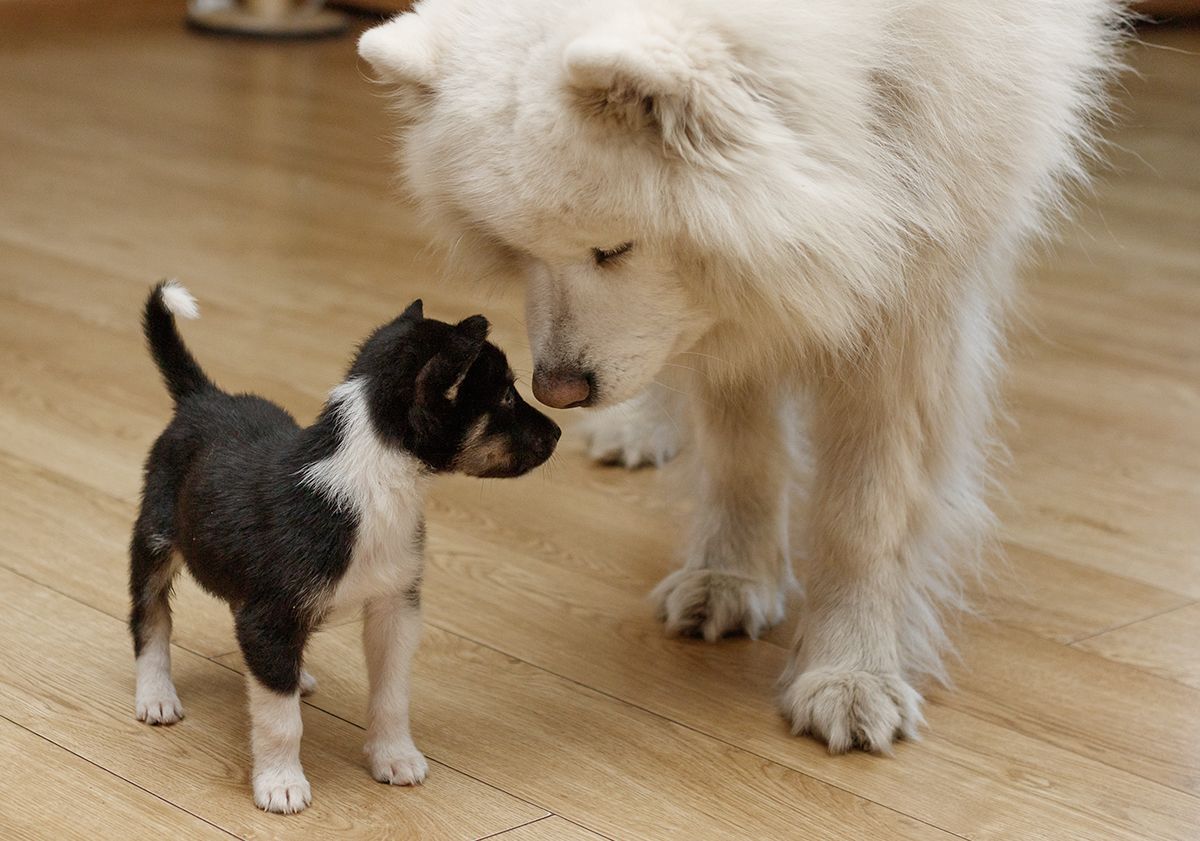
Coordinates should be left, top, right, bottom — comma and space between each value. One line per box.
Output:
135, 687, 183, 725
780, 668, 923, 754
653, 568, 786, 641
581, 400, 681, 469
298, 670, 317, 696
367, 743, 428, 786
253, 766, 312, 814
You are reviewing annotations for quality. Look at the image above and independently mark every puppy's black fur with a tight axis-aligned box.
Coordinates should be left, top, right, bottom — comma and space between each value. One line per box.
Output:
130, 283, 559, 697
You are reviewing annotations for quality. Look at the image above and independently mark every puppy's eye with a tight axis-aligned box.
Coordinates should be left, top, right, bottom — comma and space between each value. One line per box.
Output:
501, 386, 515, 408
591, 241, 633, 266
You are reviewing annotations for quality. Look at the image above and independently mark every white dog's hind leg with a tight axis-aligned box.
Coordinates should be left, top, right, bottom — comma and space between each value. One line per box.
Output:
654, 381, 794, 640
781, 288, 997, 752
581, 382, 685, 469
362, 591, 427, 786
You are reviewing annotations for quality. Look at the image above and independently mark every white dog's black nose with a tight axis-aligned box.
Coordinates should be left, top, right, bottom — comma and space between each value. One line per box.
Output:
532, 368, 591, 409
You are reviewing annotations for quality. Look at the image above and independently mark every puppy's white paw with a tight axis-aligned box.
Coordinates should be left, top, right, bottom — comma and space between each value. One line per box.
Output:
653, 568, 786, 641
253, 766, 312, 814
367, 743, 428, 786
581, 401, 681, 469
299, 670, 317, 696
135, 688, 183, 725
780, 668, 923, 754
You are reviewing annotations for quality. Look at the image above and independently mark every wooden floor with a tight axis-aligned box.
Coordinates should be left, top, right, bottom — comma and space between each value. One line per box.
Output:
1, 3, 1198, 839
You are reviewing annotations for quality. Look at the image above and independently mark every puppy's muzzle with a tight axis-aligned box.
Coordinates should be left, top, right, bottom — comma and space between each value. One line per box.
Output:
529, 421, 562, 462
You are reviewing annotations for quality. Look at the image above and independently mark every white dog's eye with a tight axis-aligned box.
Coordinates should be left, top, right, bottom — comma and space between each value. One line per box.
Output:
592, 241, 633, 266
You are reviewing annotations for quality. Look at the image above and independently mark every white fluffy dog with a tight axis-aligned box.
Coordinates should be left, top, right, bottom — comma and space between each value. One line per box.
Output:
358, 0, 1124, 752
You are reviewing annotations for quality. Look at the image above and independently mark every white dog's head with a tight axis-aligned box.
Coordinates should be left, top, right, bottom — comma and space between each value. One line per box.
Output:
359, 0, 889, 406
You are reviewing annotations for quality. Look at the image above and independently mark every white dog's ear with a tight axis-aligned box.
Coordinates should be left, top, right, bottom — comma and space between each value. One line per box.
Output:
563, 30, 744, 165
358, 13, 437, 86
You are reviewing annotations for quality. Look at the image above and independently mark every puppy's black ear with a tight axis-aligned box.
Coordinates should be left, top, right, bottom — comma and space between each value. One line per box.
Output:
402, 299, 424, 320
415, 316, 490, 405
454, 314, 489, 343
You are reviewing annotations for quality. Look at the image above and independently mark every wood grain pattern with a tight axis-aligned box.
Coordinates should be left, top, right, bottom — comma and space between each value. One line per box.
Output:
390, 540, 1200, 841
485, 817, 608, 841
0, 568, 545, 840
0, 1, 1197, 838
0, 718, 233, 841
1074, 603, 1200, 690
216, 628, 957, 841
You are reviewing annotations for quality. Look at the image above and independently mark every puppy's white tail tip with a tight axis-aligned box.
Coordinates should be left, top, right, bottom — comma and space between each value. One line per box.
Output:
160, 279, 200, 320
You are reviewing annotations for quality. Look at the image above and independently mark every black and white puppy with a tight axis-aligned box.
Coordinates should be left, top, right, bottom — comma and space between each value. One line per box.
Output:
129, 281, 559, 814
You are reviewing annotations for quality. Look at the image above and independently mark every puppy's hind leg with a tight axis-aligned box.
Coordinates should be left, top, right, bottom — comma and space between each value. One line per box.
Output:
129, 527, 183, 725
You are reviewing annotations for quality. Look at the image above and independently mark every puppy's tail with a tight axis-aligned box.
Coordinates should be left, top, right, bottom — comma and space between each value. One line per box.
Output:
143, 280, 213, 402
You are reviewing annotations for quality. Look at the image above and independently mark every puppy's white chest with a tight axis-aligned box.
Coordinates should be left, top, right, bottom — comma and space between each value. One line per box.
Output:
298, 377, 430, 618
329, 509, 423, 615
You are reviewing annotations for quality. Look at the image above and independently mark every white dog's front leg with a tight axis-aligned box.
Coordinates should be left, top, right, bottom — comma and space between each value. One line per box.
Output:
362, 591, 427, 786
653, 381, 793, 640
781, 299, 996, 752
780, 379, 928, 752
247, 679, 310, 814
581, 381, 686, 469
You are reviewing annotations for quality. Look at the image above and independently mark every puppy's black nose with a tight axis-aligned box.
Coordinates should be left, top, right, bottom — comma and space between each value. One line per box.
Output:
536, 421, 561, 457
533, 368, 591, 409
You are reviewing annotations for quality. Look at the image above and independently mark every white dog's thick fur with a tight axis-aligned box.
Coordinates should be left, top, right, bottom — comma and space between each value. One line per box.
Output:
360, 0, 1124, 752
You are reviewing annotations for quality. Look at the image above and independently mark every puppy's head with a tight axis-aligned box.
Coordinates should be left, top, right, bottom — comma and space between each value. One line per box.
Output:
350, 300, 560, 477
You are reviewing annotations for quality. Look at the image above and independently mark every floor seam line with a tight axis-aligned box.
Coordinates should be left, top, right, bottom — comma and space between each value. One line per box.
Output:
1067, 600, 1200, 645
7, 560, 1197, 823
419, 619, 970, 841
473, 815, 552, 841
0, 712, 245, 840
204, 656, 557, 824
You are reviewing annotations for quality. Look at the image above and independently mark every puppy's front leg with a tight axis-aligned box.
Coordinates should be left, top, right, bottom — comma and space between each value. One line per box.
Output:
363, 589, 427, 785
654, 380, 793, 640
237, 604, 311, 814
246, 680, 308, 814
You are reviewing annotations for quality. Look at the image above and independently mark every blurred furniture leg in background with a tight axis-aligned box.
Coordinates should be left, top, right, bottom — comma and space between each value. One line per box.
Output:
187, 0, 348, 39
